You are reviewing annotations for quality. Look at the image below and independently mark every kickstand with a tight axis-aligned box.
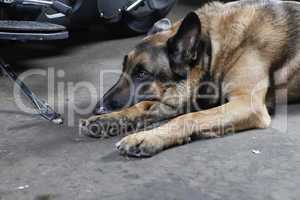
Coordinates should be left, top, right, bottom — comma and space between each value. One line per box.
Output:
0, 58, 63, 125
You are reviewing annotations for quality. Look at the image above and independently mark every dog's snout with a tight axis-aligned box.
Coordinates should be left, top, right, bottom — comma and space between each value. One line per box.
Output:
94, 98, 126, 115
93, 106, 109, 115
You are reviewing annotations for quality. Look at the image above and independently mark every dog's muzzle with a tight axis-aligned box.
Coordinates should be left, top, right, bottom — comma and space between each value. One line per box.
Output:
93, 106, 110, 115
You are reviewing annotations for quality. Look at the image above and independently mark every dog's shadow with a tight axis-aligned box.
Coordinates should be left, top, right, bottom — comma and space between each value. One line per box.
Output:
100, 151, 128, 163
100, 150, 150, 163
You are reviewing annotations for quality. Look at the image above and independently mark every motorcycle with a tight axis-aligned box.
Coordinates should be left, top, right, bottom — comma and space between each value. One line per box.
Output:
0, 0, 176, 124
0, 0, 176, 35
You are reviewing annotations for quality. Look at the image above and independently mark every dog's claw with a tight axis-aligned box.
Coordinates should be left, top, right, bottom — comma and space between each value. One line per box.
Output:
115, 141, 121, 148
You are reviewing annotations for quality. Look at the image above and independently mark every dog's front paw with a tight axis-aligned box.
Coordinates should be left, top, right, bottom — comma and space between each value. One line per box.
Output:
116, 133, 164, 157
80, 117, 122, 138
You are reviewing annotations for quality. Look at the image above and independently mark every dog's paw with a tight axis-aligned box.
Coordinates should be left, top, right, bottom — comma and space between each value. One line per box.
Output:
80, 117, 121, 138
115, 133, 164, 157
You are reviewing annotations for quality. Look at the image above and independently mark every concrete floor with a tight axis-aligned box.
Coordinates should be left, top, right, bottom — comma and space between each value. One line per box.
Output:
0, 1, 300, 200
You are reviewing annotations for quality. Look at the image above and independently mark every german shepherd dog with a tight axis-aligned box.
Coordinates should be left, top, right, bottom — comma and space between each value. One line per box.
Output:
81, 0, 300, 157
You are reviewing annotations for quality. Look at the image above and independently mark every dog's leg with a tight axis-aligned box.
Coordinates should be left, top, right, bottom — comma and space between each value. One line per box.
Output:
81, 101, 156, 138
81, 100, 186, 138
116, 93, 271, 157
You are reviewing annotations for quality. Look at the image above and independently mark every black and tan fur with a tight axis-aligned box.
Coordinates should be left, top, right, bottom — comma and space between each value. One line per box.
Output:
82, 0, 300, 157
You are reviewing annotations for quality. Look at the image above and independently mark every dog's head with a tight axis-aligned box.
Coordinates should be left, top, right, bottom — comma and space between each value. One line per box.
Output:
94, 12, 212, 115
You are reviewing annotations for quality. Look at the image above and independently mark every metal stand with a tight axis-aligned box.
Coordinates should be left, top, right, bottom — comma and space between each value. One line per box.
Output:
0, 58, 63, 124
0, 13, 68, 125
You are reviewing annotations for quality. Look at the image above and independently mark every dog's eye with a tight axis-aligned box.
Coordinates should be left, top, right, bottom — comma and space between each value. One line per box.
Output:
136, 69, 149, 80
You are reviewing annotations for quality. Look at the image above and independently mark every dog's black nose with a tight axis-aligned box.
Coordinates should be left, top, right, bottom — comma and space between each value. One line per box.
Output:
93, 106, 109, 115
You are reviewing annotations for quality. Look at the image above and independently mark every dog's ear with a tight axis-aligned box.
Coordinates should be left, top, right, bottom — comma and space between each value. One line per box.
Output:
167, 12, 201, 77
147, 18, 172, 36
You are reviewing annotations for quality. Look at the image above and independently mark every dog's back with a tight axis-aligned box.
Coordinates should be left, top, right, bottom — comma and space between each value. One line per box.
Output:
194, 0, 300, 103
281, 1, 300, 102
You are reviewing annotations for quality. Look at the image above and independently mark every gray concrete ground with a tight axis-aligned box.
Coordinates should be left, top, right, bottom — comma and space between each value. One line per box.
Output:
0, 1, 299, 200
